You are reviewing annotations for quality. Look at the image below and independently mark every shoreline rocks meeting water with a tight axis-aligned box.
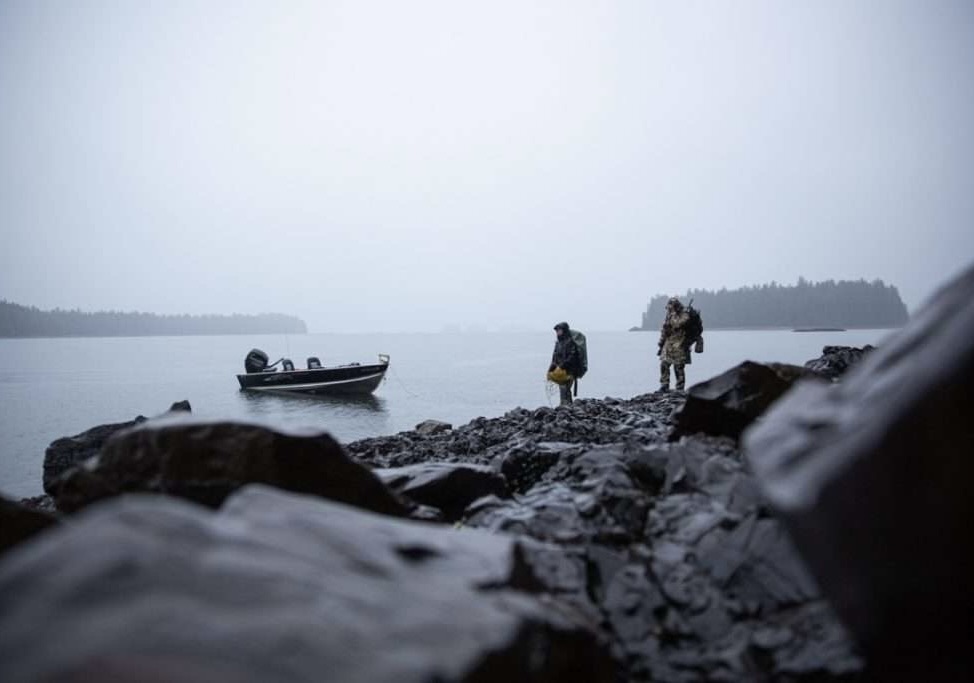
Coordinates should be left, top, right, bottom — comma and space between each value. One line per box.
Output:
2, 264, 972, 682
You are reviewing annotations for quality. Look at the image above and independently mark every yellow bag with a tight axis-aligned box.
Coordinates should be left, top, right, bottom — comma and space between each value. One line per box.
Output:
546, 367, 574, 385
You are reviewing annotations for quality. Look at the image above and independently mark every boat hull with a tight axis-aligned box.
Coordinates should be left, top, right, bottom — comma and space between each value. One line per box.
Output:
236, 362, 388, 396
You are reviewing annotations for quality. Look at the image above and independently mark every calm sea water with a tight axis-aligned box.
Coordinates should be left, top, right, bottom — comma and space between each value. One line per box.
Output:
0, 329, 893, 498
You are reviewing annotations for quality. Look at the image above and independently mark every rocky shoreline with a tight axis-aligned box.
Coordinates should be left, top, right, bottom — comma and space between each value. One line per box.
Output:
2, 267, 972, 682
1, 363, 858, 682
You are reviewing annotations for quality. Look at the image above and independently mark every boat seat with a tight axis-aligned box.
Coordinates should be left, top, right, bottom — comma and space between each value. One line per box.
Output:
282, 359, 295, 371
307, 357, 322, 369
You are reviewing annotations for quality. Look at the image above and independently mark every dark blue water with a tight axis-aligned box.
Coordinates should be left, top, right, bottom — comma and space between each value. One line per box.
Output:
0, 329, 892, 498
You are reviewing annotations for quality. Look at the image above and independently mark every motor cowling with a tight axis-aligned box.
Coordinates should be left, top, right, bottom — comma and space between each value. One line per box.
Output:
245, 348, 269, 374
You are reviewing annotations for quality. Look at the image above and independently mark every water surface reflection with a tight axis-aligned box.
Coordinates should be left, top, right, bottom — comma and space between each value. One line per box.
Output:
235, 390, 389, 442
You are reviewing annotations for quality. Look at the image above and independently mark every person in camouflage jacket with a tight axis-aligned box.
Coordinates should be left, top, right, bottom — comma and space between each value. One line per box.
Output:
657, 298, 690, 391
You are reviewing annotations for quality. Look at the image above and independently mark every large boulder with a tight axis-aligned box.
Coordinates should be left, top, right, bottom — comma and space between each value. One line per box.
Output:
671, 362, 823, 441
43, 400, 191, 494
744, 264, 974, 680
53, 414, 408, 517
0, 486, 613, 683
44, 416, 147, 494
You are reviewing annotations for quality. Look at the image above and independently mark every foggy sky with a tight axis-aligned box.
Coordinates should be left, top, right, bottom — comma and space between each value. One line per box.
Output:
2, 1, 972, 333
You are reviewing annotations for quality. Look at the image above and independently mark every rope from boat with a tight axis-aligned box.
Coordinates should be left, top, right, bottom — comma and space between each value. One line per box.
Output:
389, 365, 421, 398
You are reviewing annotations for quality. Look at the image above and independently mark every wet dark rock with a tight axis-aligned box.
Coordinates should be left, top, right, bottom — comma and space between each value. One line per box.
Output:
803, 345, 875, 380
415, 419, 452, 435
671, 362, 824, 441
745, 264, 974, 681
54, 414, 409, 517
0, 495, 58, 555
339, 389, 861, 680
43, 400, 192, 494
375, 462, 508, 521
44, 415, 148, 495
0, 486, 615, 683
499, 441, 574, 494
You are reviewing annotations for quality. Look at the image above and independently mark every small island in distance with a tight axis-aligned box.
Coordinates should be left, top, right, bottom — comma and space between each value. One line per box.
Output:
636, 277, 909, 331
0, 300, 307, 338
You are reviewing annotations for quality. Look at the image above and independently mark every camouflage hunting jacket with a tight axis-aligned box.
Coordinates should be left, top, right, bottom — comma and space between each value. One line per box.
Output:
659, 310, 691, 364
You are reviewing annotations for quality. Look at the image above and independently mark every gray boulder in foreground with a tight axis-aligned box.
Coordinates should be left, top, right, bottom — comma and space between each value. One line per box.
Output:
745, 264, 974, 680
53, 414, 409, 517
0, 485, 613, 683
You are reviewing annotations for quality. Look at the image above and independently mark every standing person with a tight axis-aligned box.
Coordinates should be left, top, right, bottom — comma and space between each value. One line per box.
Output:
549, 321, 581, 406
658, 297, 691, 391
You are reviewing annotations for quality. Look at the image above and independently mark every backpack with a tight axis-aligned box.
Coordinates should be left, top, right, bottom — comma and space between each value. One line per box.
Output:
570, 330, 588, 378
686, 303, 704, 350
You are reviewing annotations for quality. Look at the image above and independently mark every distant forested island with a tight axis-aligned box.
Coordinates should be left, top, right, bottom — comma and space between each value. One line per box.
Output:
639, 278, 909, 330
0, 300, 307, 338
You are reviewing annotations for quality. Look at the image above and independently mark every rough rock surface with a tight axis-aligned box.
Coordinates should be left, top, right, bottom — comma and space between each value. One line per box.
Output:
671, 362, 824, 441
42, 400, 191, 494
415, 419, 453, 436
0, 486, 614, 683
375, 462, 508, 522
54, 414, 408, 517
347, 394, 685, 469
745, 265, 974, 680
349, 395, 861, 680
803, 345, 875, 380
43, 415, 148, 494
11, 371, 866, 680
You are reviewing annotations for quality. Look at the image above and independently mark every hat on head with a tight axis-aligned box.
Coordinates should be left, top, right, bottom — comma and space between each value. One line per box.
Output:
553, 322, 570, 332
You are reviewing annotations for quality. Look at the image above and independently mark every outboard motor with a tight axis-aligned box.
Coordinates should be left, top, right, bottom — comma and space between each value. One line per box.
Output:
245, 348, 269, 374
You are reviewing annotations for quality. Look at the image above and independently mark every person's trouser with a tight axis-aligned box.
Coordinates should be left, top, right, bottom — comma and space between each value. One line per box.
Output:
660, 361, 685, 390
559, 380, 573, 405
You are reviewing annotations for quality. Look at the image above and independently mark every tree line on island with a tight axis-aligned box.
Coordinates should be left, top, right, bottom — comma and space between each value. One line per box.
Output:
0, 300, 307, 338
639, 277, 909, 330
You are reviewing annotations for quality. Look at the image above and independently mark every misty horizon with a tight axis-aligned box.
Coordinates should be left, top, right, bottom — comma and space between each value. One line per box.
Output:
2, 1, 973, 334
2, 272, 914, 335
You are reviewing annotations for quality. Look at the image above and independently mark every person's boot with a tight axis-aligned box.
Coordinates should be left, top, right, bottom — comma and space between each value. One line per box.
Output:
659, 384, 669, 393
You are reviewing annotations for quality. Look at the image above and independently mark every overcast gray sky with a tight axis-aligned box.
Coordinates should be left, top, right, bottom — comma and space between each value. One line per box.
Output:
2, 0, 972, 332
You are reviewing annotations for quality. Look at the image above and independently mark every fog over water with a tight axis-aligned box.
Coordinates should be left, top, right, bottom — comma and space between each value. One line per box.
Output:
2, 1, 973, 332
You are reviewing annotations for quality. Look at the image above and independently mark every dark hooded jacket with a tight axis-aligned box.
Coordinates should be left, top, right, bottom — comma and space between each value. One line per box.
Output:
550, 322, 581, 376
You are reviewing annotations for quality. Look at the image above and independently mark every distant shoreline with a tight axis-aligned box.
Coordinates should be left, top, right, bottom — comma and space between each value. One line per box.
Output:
629, 326, 897, 332
0, 300, 307, 338
0, 331, 309, 340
